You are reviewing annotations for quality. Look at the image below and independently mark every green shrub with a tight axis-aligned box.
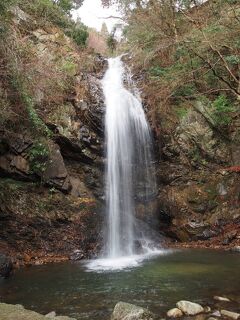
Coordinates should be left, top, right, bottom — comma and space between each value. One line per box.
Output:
28, 141, 49, 174
149, 66, 167, 78
19, 0, 88, 46
65, 23, 88, 47
211, 95, 235, 126
176, 107, 189, 118
9, 69, 52, 137
0, 0, 17, 16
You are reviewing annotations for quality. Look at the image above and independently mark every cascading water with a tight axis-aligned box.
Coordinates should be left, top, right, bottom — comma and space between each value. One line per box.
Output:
104, 56, 156, 256
87, 56, 158, 271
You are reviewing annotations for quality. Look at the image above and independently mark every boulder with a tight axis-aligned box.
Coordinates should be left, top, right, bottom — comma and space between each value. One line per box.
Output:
0, 254, 13, 278
176, 301, 204, 315
42, 143, 71, 192
220, 310, 240, 320
111, 302, 155, 320
167, 308, 183, 318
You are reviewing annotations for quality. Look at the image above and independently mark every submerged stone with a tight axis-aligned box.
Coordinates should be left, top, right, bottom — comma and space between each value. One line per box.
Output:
176, 301, 204, 315
111, 302, 155, 320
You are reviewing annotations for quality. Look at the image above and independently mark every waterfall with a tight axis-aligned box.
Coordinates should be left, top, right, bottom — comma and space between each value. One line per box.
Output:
103, 56, 156, 260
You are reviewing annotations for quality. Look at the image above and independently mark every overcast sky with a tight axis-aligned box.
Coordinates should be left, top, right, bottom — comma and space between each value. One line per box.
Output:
72, 0, 121, 32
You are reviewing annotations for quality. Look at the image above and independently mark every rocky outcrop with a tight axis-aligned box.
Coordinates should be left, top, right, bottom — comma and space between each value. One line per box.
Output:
151, 100, 240, 245
0, 179, 103, 266
0, 7, 107, 264
0, 303, 76, 320
0, 134, 71, 192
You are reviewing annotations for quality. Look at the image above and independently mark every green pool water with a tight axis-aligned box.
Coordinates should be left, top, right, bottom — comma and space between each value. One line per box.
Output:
0, 249, 239, 319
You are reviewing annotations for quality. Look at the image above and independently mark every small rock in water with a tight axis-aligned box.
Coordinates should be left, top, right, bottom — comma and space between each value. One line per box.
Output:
111, 302, 155, 320
204, 307, 211, 313
214, 296, 230, 302
70, 249, 84, 261
45, 311, 56, 318
231, 246, 240, 253
167, 308, 183, 318
208, 317, 218, 320
220, 310, 240, 320
211, 311, 221, 317
176, 301, 204, 315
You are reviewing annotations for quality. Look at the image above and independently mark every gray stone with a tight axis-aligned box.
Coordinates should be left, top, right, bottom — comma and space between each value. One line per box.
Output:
111, 302, 155, 320
220, 310, 240, 320
167, 308, 183, 318
176, 301, 204, 315
211, 311, 221, 317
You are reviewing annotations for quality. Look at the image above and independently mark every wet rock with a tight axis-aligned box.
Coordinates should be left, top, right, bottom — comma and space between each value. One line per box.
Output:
167, 308, 183, 318
111, 302, 155, 320
204, 307, 211, 313
222, 232, 237, 246
176, 301, 204, 315
70, 249, 84, 261
0, 254, 13, 278
231, 246, 240, 253
220, 310, 240, 320
208, 317, 218, 320
214, 296, 230, 302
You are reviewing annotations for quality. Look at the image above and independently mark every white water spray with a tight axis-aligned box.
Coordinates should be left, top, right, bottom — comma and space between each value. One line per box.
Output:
87, 56, 158, 271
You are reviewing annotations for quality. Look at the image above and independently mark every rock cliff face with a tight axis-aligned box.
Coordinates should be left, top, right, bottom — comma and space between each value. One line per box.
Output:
0, 4, 239, 271
151, 101, 240, 246
0, 6, 107, 267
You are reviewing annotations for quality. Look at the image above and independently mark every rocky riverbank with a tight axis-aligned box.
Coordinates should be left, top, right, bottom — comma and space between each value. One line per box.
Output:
0, 303, 76, 320
0, 295, 239, 320
110, 297, 240, 320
